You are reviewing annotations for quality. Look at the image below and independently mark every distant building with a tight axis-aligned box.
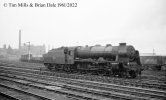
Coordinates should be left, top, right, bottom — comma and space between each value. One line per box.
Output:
140, 53, 156, 56
3, 44, 7, 49
0, 48, 7, 57
21, 44, 46, 56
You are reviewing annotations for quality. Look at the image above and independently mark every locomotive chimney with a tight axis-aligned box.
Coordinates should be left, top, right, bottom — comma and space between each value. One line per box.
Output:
119, 43, 126, 46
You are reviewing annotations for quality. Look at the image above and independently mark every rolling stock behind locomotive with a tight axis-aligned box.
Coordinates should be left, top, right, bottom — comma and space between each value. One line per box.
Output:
20, 54, 43, 63
43, 43, 142, 78
140, 56, 166, 70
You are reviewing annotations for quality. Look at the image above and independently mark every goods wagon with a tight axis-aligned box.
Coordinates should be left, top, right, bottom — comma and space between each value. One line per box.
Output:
140, 56, 166, 70
20, 54, 43, 63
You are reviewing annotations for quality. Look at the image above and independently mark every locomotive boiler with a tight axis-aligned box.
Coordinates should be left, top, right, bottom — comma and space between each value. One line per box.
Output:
43, 43, 142, 78
75, 43, 136, 61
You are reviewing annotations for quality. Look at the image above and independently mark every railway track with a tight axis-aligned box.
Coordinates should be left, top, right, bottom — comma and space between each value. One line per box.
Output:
0, 62, 43, 70
0, 61, 165, 83
0, 76, 103, 100
0, 64, 166, 90
0, 72, 138, 100
0, 61, 165, 81
0, 66, 166, 100
0, 79, 68, 100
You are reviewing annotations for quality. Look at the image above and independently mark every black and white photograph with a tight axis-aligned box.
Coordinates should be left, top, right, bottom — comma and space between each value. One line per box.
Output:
0, 0, 166, 100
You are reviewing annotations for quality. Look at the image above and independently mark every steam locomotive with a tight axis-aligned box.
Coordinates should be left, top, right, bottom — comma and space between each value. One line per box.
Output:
43, 43, 142, 78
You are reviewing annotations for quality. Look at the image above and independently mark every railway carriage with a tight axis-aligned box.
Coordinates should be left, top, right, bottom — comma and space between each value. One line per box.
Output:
43, 43, 142, 78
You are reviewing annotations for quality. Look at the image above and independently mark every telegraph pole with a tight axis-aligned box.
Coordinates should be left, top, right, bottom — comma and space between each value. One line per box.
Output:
25, 42, 31, 61
19, 30, 21, 50
153, 48, 155, 56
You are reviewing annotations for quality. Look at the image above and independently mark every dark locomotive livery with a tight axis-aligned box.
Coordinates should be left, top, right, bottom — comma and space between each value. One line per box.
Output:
43, 43, 142, 78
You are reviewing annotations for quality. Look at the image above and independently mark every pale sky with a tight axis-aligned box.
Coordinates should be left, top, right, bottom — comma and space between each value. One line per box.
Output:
0, 0, 166, 55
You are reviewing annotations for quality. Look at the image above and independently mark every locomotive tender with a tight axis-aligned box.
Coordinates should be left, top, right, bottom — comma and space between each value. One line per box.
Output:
43, 43, 142, 78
